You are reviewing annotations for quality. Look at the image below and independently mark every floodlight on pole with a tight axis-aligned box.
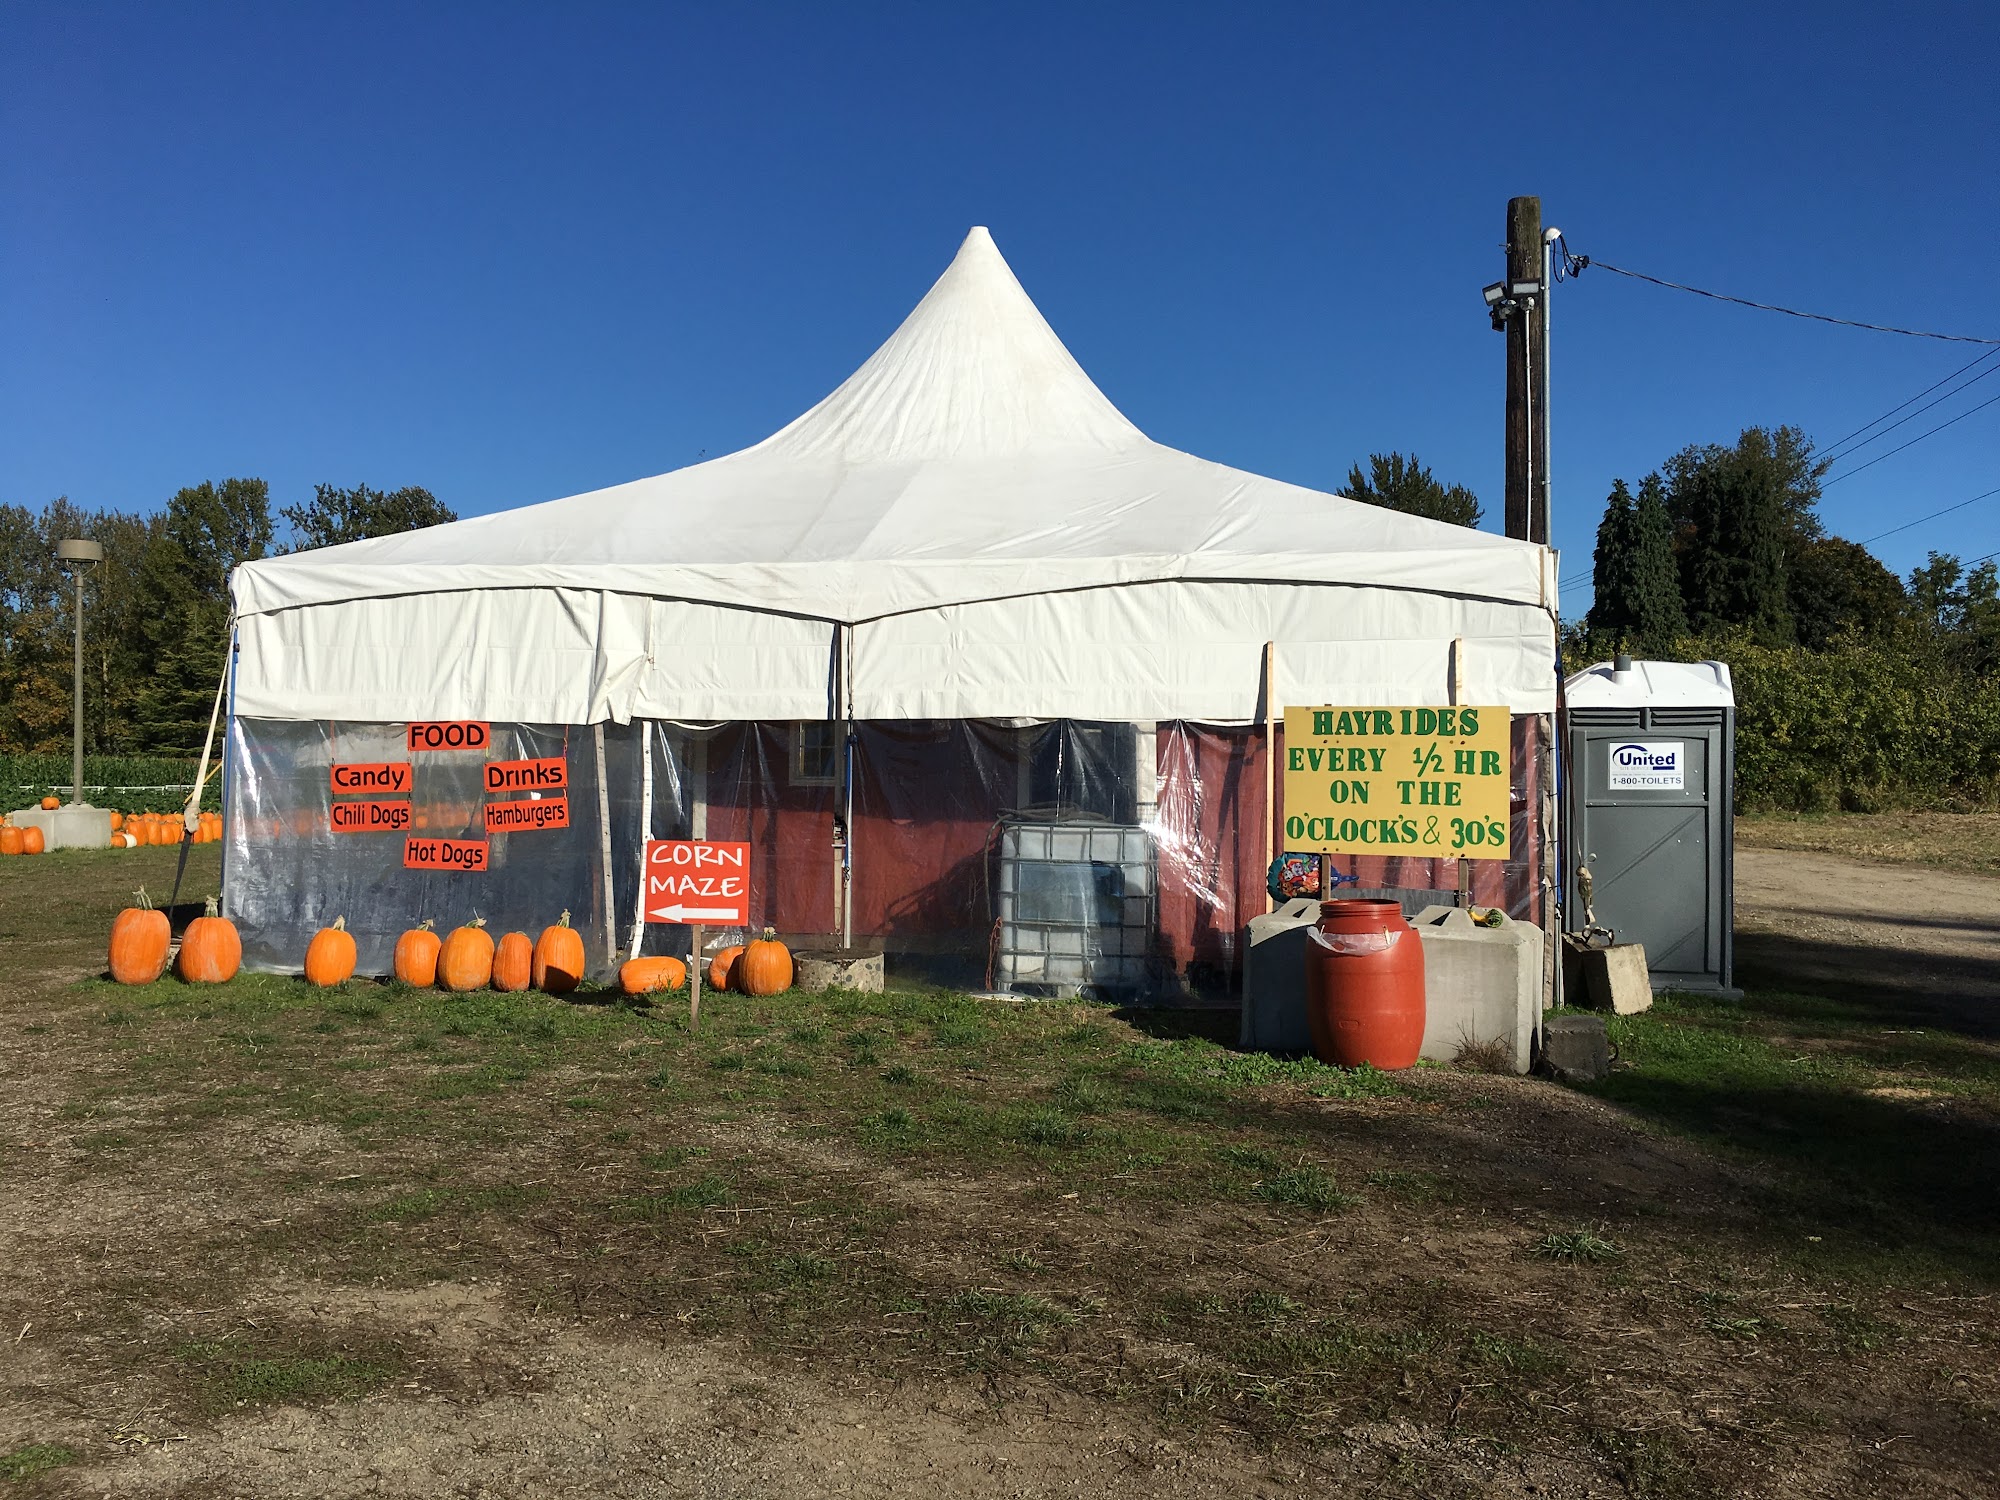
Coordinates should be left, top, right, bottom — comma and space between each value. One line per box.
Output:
55, 539, 105, 805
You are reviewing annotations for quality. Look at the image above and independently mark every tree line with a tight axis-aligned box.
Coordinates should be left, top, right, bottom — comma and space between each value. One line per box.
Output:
1577, 426, 2000, 809
0, 483, 453, 756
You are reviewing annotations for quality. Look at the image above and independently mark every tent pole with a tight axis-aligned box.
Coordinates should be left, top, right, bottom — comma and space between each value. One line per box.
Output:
1262, 641, 1276, 913
840, 623, 854, 950
594, 722, 616, 970
628, 722, 654, 960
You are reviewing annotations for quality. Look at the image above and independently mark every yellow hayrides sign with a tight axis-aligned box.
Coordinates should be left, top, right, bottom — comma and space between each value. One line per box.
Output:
1281, 705, 1511, 859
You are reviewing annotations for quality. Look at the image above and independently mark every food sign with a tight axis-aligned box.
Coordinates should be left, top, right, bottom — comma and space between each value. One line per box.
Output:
643, 840, 751, 925
1282, 705, 1511, 859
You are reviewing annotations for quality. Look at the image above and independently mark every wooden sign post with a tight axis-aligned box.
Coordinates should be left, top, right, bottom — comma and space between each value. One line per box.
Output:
643, 838, 752, 1037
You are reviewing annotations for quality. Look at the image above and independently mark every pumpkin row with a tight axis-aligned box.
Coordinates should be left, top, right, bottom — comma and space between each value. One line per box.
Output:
0, 810, 223, 855
110, 811, 225, 847
108, 892, 797, 1000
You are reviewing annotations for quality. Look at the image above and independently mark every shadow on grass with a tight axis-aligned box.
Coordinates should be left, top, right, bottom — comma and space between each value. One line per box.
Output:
1573, 971, 2000, 1281
1736, 928, 2000, 1039
1109, 1006, 1239, 1047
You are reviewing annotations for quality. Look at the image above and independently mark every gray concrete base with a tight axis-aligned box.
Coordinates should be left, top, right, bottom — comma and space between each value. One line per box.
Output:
8, 803, 114, 851
1240, 902, 1543, 1073
1565, 941, 1654, 1015
793, 949, 885, 994
1541, 1013, 1611, 1082
1409, 906, 1544, 1073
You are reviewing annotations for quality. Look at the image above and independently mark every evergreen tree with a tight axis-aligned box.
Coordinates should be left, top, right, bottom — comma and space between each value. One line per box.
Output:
1587, 476, 1687, 651
134, 478, 272, 753
1664, 428, 1803, 642
1586, 480, 1641, 637
1343, 452, 1483, 527
1630, 474, 1688, 645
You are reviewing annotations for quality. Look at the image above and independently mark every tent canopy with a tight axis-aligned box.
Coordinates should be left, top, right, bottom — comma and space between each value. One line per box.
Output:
233, 229, 1559, 724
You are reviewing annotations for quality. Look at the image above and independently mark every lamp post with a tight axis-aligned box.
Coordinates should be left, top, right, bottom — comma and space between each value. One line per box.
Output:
54, 539, 105, 805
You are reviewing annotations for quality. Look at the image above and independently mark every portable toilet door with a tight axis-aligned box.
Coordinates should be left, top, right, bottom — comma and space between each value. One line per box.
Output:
1564, 657, 1736, 993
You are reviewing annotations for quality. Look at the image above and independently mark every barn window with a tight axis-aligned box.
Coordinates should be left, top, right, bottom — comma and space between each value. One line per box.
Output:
791, 722, 840, 786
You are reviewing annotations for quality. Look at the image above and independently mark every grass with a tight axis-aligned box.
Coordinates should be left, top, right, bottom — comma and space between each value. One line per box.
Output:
1533, 1228, 1624, 1264
5, 838, 2000, 1495
1586, 989, 2000, 1278
173, 1335, 403, 1412
0, 1444, 77, 1481
1254, 1164, 1354, 1213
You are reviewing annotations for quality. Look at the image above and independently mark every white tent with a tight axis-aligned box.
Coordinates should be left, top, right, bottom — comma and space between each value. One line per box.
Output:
232, 227, 1558, 727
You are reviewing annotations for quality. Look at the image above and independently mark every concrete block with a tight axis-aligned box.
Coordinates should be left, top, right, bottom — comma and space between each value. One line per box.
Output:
1409, 906, 1542, 1074
1565, 941, 1653, 1015
1240, 899, 1320, 1051
1240, 902, 1542, 1073
793, 948, 884, 995
1541, 1013, 1611, 1083
9, 803, 114, 851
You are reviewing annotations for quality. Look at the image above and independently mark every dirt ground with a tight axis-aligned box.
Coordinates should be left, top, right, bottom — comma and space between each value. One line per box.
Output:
1735, 844, 2000, 1030
2, 842, 1997, 1499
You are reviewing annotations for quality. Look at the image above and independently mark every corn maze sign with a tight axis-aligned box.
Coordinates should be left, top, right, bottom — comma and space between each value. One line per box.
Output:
1281, 705, 1511, 859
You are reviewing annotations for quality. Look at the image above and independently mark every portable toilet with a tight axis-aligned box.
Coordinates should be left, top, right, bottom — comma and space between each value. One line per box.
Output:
1564, 657, 1736, 993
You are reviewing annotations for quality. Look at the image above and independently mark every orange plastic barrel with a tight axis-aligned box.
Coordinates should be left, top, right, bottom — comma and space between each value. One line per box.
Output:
1304, 899, 1425, 1069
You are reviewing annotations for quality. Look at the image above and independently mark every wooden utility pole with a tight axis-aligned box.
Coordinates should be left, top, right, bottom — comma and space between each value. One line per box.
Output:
1503, 195, 1548, 545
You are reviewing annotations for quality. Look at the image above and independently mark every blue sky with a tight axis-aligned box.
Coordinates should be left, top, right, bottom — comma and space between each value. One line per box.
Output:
4, 2, 1997, 605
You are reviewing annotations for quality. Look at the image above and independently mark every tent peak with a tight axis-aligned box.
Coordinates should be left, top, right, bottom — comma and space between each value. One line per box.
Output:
751, 226, 1148, 462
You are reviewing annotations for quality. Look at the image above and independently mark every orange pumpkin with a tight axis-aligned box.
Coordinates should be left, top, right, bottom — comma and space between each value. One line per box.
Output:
618, 956, 687, 996
176, 896, 242, 984
304, 917, 357, 987
393, 919, 441, 987
0, 824, 20, 857
708, 943, 745, 991
532, 910, 586, 994
108, 887, 172, 984
20, 826, 45, 855
40, 795, 60, 810
109, 811, 124, 831
735, 928, 794, 996
438, 917, 495, 992
491, 931, 533, 992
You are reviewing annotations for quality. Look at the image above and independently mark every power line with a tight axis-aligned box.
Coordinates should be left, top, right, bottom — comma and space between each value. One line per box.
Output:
1821, 345, 2000, 453
1563, 253, 2000, 345
1820, 351, 2000, 465
1824, 388, 2000, 484
1859, 484, 2000, 545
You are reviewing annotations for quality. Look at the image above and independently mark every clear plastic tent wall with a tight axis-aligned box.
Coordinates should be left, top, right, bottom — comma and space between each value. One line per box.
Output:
225, 715, 1550, 999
